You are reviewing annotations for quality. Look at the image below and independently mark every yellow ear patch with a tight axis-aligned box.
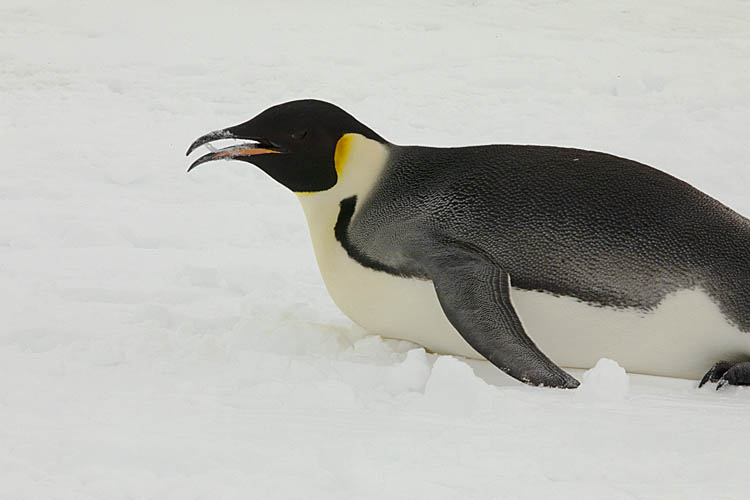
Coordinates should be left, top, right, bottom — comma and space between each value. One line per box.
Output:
334, 133, 355, 178
295, 133, 355, 196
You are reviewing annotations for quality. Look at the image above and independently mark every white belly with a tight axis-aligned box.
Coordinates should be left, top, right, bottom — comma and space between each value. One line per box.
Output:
317, 243, 749, 380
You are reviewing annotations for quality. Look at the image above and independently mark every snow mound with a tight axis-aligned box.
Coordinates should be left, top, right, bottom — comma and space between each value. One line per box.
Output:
421, 356, 492, 416
577, 358, 630, 402
384, 348, 431, 395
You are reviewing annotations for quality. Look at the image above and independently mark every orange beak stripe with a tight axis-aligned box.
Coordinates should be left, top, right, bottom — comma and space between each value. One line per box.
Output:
213, 147, 281, 158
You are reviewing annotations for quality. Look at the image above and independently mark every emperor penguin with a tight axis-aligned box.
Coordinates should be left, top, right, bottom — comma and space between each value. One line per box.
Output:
187, 99, 750, 390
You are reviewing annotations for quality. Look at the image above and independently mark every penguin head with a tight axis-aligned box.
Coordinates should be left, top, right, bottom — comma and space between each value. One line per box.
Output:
187, 99, 386, 193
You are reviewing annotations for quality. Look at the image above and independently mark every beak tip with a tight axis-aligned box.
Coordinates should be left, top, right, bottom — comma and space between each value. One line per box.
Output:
186, 128, 230, 158
185, 141, 200, 157
187, 159, 202, 172
186, 127, 262, 172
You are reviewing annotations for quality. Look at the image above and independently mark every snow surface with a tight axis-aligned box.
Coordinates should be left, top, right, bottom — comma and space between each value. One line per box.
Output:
3, 1, 750, 498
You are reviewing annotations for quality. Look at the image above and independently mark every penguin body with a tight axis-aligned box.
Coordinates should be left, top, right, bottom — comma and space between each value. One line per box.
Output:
188, 100, 750, 388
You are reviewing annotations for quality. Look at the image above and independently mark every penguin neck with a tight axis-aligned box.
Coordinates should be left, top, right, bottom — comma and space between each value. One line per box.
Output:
296, 133, 390, 223
295, 133, 391, 272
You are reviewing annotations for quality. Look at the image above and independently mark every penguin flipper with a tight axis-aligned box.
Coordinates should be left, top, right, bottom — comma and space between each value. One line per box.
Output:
427, 248, 579, 389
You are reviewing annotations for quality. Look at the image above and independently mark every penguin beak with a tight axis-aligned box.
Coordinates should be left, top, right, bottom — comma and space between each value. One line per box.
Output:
186, 128, 282, 172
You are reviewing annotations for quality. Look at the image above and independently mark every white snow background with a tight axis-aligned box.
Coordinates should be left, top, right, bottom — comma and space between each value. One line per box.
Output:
3, 1, 750, 498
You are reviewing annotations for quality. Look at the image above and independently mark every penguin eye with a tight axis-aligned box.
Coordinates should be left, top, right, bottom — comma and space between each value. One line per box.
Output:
291, 130, 308, 141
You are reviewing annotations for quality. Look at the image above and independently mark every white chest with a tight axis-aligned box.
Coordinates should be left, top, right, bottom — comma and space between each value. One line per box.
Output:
304, 206, 478, 360
296, 134, 479, 358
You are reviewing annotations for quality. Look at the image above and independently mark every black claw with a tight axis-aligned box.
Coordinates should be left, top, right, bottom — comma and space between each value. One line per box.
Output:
698, 360, 733, 388
709, 362, 750, 390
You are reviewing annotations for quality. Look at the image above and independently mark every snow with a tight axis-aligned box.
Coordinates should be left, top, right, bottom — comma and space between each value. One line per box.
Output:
577, 358, 630, 402
2, 0, 750, 498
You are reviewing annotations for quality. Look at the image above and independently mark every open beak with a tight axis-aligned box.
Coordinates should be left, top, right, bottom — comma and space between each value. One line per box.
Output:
186, 127, 282, 172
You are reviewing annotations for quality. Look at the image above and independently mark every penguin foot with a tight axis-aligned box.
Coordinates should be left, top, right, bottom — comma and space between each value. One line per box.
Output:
698, 360, 733, 388
699, 361, 750, 390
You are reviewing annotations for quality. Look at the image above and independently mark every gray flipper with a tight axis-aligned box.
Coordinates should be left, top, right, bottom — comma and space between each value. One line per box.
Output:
427, 246, 579, 388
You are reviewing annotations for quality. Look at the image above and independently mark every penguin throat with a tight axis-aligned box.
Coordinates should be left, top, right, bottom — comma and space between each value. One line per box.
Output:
296, 133, 390, 201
